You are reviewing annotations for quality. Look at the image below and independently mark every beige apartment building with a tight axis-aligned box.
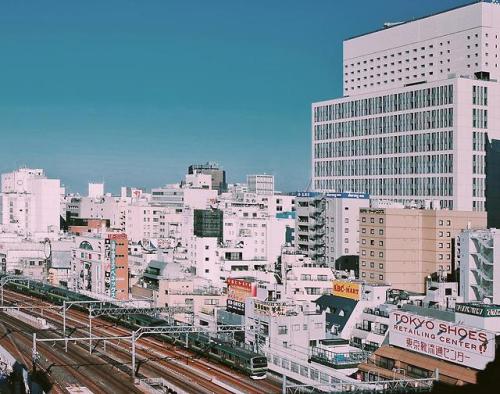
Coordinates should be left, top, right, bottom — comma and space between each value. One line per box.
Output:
359, 208, 486, 293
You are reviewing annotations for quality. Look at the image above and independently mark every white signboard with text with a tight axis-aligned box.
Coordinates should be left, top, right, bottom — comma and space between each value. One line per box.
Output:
389, 310, 495, 370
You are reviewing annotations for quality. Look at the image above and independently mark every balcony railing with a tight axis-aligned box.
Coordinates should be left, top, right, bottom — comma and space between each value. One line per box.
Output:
310, 347, 370, 369
473, 267, 493, 282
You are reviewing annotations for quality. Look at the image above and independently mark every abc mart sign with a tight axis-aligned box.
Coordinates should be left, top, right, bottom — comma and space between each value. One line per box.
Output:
389, 310, 495, 370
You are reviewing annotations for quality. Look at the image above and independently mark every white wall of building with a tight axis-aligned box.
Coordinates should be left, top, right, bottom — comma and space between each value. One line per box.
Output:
313, 2, 500, 211
88, 183, 104, 198
325, 195, 370, 263
79, 196, 130, 230
1, 168, 61, 236
343, 2, 500, 96
125, 203, 183, 243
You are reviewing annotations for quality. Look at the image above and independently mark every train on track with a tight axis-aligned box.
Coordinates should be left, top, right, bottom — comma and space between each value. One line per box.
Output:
1, 276, 268, 379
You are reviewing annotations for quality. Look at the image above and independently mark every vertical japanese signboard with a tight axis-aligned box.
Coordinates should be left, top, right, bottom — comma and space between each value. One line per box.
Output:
104, 238, 117, 298
109, 240, 117, 298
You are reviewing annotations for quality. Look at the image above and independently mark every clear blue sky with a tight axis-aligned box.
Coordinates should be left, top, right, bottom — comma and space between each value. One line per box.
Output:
0, 0, 472, 193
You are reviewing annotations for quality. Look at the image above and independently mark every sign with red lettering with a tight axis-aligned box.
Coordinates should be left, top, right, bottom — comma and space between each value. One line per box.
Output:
332, 280, 360, 300
227, 278, 256, 315
389, 310, 495, 370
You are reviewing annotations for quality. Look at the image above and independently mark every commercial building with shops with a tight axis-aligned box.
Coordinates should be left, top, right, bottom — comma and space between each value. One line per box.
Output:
357, 304, 499, 386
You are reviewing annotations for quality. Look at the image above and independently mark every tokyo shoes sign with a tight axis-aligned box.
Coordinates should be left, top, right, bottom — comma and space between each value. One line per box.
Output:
389, 310, 495, 370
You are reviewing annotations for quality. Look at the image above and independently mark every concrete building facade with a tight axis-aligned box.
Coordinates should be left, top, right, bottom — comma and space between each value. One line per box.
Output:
312, 2, 500, 211
359, 208, 486, 293
71, 232, 129, 300
1, 168, 62, 236
295, 192, 369, 266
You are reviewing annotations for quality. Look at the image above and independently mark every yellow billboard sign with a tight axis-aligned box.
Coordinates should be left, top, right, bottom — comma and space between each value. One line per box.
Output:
332, 280, 360, 300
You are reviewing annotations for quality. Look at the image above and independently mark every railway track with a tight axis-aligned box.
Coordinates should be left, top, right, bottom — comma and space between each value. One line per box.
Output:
0, 321, 66, 394
0, 314, 141, 393
2, 288, 282, 393
0, 302, 216, 394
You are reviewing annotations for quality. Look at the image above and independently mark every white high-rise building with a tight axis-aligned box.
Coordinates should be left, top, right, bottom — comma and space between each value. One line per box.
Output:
1, 168, 61, 236
312, 2, 500, 211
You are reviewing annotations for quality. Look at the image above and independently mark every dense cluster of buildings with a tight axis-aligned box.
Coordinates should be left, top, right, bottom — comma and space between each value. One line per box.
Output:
1, 1, 500, 391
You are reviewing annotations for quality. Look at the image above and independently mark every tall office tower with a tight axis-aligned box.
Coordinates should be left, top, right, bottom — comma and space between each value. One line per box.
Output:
247, 174, 274, 195
312, 2, 500, 211
1, 168, 61, 236
188, 162, 227, 194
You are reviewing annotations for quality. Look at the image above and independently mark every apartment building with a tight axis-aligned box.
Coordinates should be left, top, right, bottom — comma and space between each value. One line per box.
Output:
458, 228, 500, 304
1, 168, 62, 236
312, 1, 500, 211
295, 192, 369, 266
221, 200, 293, 263
359, 208, 486, 293
276, 248, 334, 302
78, 195, 130, 231
125, 203, 183, 243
